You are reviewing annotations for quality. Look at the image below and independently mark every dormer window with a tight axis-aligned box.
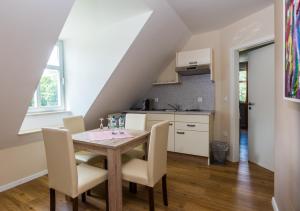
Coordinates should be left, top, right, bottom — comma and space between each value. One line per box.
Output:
28, 41, 65, 113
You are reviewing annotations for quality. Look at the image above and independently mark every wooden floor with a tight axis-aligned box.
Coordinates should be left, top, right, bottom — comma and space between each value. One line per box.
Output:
0, 153, 274, 211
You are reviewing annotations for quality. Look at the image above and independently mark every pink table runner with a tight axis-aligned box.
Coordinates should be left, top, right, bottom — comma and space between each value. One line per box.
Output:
87, 130, 134, 141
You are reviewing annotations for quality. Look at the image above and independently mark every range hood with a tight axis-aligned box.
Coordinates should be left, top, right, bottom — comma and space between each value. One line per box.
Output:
175, 48, 213, 78
176, 64, 211, 76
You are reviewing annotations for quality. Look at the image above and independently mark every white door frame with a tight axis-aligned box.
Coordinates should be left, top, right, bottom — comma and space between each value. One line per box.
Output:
229, 35, 275, 162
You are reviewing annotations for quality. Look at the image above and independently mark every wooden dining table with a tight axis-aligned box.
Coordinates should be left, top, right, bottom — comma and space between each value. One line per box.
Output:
72, 129, 150, 211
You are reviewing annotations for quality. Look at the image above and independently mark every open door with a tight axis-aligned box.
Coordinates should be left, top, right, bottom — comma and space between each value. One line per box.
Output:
248, 44, 275, 171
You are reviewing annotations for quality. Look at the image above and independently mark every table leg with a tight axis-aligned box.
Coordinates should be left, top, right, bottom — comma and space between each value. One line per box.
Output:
143, 138, 149, 160
107, 148, 122, 211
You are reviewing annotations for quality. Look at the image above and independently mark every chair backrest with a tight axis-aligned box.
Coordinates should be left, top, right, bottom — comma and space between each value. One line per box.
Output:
63, 116, 85, 134
147, 121, 169, 187
125, 113, 146, 131
42, 128, 78, 197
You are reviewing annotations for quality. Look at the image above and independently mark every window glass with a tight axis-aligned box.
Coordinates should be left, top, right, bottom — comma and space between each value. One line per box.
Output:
29, 92, 38, 108
239, 82, 247, 102
28, 41, 64, 113
239, 71, 247, 81
39, 69, 61, 107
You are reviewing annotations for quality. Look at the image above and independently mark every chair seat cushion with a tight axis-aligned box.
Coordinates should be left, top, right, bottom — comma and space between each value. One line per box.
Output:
122, 159, 148, 186
77, 164, 107, 195
75, 151, 104, 164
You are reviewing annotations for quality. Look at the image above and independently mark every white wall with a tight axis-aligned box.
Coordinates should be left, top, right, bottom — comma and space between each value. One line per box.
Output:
84, 0, 191, 129
220, 5, 274, 161
61, 8, 153, 115
0, 142, 46, 187
274, 1, 300, 210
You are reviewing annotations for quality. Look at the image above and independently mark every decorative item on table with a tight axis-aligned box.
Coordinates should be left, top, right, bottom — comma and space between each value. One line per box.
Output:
107, 117, 112, 129
118, 115, 125, 134
284, 0, 300, 102
111, 115, 118, 134
99, 118, 104, 129
107, 113, 126, 129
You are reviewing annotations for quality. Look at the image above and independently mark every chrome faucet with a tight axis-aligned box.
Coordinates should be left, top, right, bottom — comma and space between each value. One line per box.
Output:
167, 103, 181, 111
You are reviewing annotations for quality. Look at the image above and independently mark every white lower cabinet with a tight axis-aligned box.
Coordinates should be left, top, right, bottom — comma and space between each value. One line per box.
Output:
142, 113, 212, 164
175, 130, 209, 157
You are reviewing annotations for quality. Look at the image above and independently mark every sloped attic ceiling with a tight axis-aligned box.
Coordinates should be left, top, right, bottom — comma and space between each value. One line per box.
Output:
0, 0, 190, 149
0, 0, 74, 149
84, 0, 191, 129
59, 0, 153, 116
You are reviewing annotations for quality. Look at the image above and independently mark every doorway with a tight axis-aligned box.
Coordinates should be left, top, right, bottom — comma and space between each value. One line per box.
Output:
237, 43, 275, 171
238, 58, 248, 162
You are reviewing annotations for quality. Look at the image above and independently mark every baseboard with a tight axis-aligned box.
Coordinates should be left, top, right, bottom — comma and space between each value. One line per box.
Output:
272, 197, 279, 211
0, 169, 47, 192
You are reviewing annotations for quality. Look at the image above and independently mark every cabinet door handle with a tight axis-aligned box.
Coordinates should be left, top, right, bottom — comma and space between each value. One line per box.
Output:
189, 61, 197, 65
177, 131, 185, 135
169, 123, 173, 126
187, 124, 196, 127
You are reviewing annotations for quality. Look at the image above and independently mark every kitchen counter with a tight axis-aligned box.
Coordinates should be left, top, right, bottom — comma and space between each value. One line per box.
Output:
124, 110, 215, 115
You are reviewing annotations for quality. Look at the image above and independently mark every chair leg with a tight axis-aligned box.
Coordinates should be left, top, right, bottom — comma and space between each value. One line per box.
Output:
148, 187, 155, 211
104, 158, 108, 169
129, 182, 137, 194
81, 192, 86, 203
105, 180, 109, 211
50, 188, 55, 211
72, 197, 78, 211
162, 174, 168, 206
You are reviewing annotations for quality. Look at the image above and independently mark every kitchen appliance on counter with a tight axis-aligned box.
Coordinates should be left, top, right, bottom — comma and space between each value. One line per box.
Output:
142, 98, 154, 111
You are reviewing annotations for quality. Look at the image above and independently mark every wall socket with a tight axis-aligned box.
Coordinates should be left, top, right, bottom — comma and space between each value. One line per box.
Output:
155, 98, 159, 103
197, 97, 203, 103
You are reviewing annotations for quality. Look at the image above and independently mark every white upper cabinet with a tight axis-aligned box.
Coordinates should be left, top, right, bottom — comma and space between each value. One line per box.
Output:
176, 48, 214, 81
176, 48, 212, 67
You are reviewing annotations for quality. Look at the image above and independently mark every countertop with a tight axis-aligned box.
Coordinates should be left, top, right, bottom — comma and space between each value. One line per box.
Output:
124, 110, 215, 115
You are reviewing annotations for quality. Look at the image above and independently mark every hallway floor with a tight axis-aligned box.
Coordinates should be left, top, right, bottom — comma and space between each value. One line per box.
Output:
240, 130, 249, 162
0, 153, 274, 211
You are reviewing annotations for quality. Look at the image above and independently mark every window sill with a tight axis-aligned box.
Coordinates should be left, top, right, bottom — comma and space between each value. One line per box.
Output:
18, 125, 64, 136
18, 128, 42, 135
26, 110, 72, 116
19, 111, 72, 135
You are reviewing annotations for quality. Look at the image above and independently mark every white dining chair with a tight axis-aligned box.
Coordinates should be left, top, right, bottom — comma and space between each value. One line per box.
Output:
42, 128, 108, 211
63, 116, 105, 165
122, 121, 169, 211
123, 113, 147, 160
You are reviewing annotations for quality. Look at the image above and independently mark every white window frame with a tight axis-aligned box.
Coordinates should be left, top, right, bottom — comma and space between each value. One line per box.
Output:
28, 41, 65, 113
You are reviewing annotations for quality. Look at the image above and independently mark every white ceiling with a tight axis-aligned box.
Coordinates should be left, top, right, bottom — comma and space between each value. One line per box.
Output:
167, 0, 274, 34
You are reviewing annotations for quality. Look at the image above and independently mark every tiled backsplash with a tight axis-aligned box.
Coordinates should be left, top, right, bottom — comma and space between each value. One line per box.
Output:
135, 74, 215, 111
